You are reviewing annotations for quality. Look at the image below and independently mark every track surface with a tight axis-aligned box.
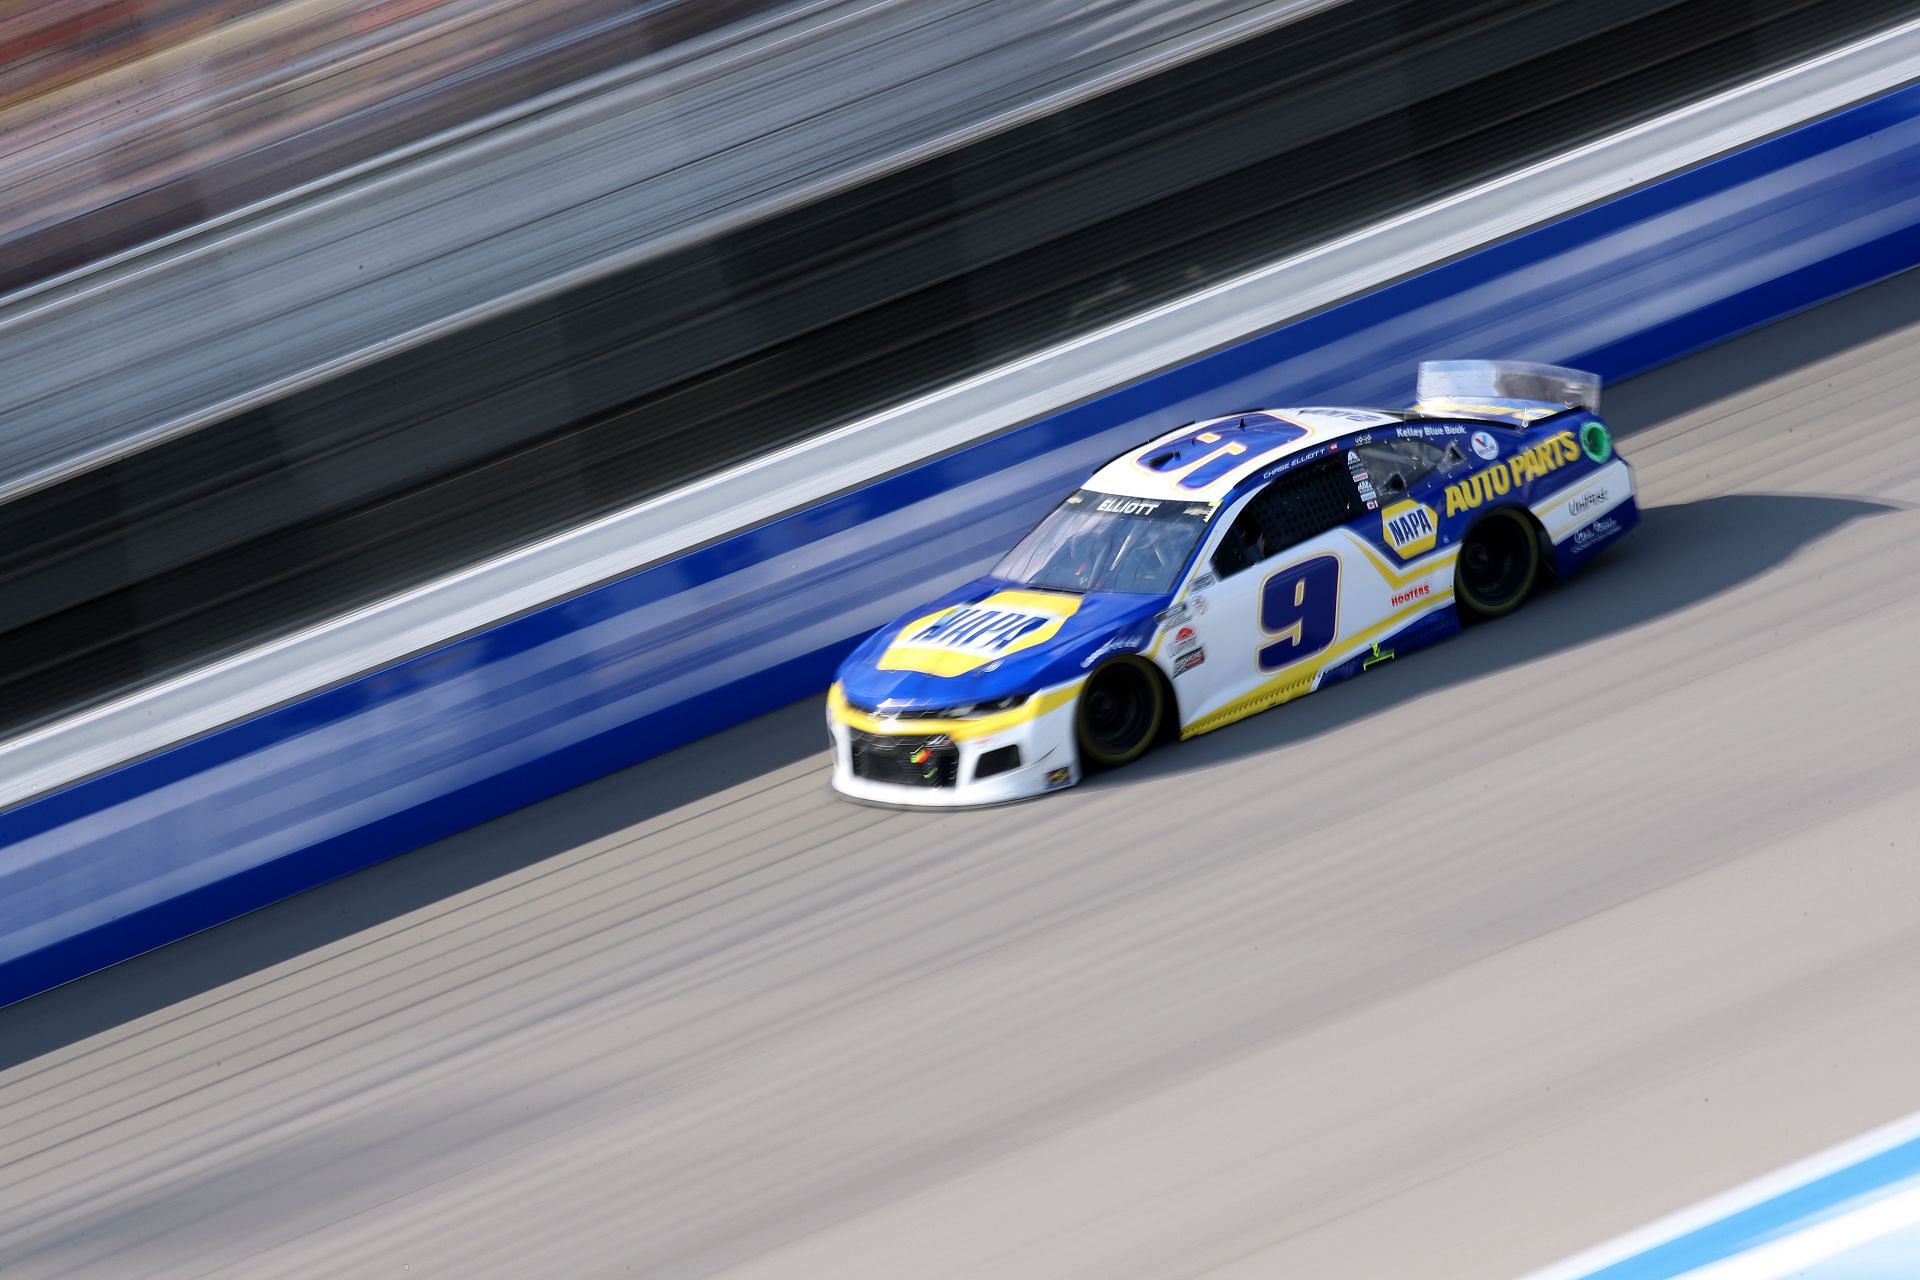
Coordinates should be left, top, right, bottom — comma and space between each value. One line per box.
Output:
6, 270, 1920, 1278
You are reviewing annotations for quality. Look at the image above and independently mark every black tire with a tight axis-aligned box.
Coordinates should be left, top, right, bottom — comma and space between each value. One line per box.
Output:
1456, 508, 1542, 619
1076, 658, 1165, 769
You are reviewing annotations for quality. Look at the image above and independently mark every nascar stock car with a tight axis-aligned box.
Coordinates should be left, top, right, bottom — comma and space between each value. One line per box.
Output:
827, 360, 1636, 806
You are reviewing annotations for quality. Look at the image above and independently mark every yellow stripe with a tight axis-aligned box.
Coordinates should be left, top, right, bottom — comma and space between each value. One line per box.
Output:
1179, 592, 1453, 739
828, 680, 1084, 742
1342, 528, 1457, 589
964, 588, 1080, 613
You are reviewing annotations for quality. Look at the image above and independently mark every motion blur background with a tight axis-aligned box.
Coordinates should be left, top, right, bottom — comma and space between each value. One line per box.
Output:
0, 0, 1903, 737
1, 0, 771, 286
3, 1, 1920, 1276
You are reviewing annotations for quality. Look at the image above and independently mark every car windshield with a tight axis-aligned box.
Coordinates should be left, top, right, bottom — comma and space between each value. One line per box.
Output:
994, 489, 1213, 595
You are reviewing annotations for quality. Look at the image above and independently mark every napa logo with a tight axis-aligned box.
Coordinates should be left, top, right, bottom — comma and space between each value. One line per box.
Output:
1380, 500, 1437, 558
877, 589, 1080, 677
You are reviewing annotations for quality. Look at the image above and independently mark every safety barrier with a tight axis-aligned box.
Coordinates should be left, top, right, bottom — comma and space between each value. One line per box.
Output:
2, 77, 1918, 1007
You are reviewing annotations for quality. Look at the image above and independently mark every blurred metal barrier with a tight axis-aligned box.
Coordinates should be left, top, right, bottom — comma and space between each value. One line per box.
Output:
0, 0, 789, 292
1, 22, 1917, 1005
0, 0, 1328, 504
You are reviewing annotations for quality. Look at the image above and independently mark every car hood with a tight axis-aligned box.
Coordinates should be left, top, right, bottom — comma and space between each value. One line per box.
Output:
836, 577, 1167, 711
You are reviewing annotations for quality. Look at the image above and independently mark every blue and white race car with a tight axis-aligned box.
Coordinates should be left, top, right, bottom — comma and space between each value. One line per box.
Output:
827, 360, 1636, 806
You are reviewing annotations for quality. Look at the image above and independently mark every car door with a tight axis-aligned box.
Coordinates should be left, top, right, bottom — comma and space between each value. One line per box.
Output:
1166, 436, 1465, 736
1349, 433, 1464, 600
1167, 452, 1372, 735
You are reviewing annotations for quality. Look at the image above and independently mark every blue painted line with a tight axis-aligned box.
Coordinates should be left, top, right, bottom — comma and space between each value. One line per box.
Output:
6, 82, 1920, 1007
1581, 1136, 1920, 1278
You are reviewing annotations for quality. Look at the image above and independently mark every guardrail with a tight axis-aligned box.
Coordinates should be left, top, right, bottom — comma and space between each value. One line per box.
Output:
2, 65, 1918, 1006
0, 0, 1325, 505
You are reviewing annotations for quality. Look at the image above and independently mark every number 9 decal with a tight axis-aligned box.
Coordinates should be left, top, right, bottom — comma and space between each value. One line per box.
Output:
1258, 555, 1341, 671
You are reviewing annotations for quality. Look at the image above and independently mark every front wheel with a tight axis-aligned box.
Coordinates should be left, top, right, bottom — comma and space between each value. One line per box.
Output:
1455, 508, 1542, 619
1076, 658, 1165, 769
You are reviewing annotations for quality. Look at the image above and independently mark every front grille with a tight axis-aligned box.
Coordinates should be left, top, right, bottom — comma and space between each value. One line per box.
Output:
849, 730, 958, 788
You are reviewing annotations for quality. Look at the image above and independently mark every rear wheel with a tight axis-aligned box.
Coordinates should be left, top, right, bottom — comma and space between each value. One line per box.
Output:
1456, 508, 1542, 619
1076, 658, 1165, 769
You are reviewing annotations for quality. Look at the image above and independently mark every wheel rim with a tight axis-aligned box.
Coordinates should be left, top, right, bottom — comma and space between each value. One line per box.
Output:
1078, 661, 1160, 766
1458, 511, 1537, 614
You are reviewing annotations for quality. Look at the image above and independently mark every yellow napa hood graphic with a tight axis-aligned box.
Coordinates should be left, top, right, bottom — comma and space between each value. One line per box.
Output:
877, 589, 1082, 677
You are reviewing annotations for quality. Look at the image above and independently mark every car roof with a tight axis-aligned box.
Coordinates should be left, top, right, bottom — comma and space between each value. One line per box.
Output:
1083, 407, 1405, 504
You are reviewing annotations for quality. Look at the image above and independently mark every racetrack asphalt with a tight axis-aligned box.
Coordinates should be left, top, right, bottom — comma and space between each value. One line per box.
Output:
4, 266, 1920, 1278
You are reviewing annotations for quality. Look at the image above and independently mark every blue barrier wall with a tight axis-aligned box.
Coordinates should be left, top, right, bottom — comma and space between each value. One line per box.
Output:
4, 84, 1920, 1007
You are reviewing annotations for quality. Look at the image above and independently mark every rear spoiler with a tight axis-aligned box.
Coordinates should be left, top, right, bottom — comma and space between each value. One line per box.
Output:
1414, 359, 1601, 414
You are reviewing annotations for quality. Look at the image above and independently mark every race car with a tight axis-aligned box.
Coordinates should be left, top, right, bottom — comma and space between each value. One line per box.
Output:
827, 359, 1636, 806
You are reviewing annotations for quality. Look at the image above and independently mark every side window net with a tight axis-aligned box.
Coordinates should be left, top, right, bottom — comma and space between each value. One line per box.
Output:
1212, 458, 1363, 577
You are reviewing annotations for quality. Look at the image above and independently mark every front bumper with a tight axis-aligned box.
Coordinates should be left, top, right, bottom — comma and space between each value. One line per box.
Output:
826, 682, 1082, 807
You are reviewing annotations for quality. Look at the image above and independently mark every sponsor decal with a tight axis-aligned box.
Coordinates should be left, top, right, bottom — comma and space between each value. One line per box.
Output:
1470, 430, 1500, 461
1171, 624, 1201, 656
912, 608, 1049, 651
908, 740, 947, 781
1580, 421, 1613, 462
1443, 429, 1581, 517
1190, 594, 1208, 616
1161, 602, 1191, 625
1573, 514, 1623, 547
1172, 647, 1206, 676
880, 589, 1079, 675
1349, 453, 1377, 499
1389, 582, 1431, 607
1364, 499, 1379, 510
1045, 766, 1072, 787
1362, 641, 1396, 670
1097, 496, 1162, 516
1190, 571, 1218, 591
1564, 485, 1611, 520
1395, 424, 1467, 439
1080, 635, 1135, 669
1380, 500, 1438, 558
